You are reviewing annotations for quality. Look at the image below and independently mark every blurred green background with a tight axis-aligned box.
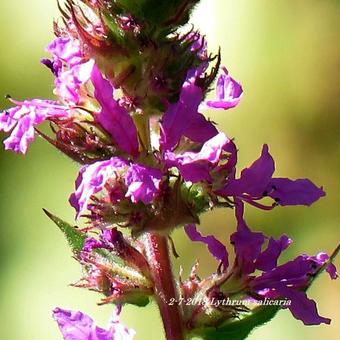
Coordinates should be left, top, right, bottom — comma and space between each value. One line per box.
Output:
0, 1, 339, 339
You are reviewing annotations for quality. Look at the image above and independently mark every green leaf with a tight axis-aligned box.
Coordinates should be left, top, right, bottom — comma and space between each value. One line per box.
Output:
190, 306, 280, 340
43, 209, 85, 253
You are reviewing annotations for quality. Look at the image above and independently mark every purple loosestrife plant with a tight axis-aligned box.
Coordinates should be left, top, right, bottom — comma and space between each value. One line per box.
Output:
0, 1, 338, 339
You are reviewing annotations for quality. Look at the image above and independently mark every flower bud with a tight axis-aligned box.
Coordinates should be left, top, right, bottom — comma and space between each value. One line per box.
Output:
59, 0, 218, 113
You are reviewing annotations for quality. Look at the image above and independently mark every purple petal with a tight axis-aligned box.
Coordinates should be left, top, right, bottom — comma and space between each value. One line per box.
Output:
55, 60, 94, 104
69, 157, 128, 218
185, 224, 228, 272
83, 237, 108, 252
214, 139, 238, 177
252, 254, 327, 289
125, 164, 162, 204
220, 144, 275, 197
203, 67, 243, 110
46, 37, 83, 67
0, 99, 69, 154
326, 263, 338, 280
183, 113, 218, 143
45, 36, 94, 104
91, 66, 139, 157
164, 132, 231, 182
313, 252, 330, 265
231, 200, 265, 274
53, 307, 135, 340
160, 83, 203, 151
255, 235, 292, 271
3, 114, 36, 154
270, 284, 331, 325
313, 252, 338, 280
268, 178, 325, 206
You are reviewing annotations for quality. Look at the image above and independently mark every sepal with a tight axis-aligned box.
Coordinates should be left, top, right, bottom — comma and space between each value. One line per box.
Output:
58, 0, 217, 112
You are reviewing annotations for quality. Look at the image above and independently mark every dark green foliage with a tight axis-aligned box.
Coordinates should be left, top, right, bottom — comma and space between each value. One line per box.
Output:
190, 306, 280, 340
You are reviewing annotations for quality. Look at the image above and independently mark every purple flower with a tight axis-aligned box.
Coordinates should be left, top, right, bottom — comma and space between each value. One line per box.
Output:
91, 66, 139, 157
159, 70, 222, 151
266, 178, 326, 206
55, 60, 94, 104
255, 234, 292, 271
202, 66, 243, 110
218, 144, 325, 208
70, 158, 164, 217
0, 99, 69, 153
270, 284, 331, 325
46, 37, 83, 68
252, 251, 337, 289
53, 307, 135, 340
185, 199, 337, 325
164, 132, 234, 182
231, 200, 267, 274
0, 36, 97, 155
125, 164, 162, 204
160, 82, 204, 151
252, 254, 325, 289
326, 262, 338, 280
83, 237, 110, 252
185, 224, 228, 272
182, 112, 218, 143
69, 157, 128, 218
239, 207, 336, 325
43, 36, 94, 104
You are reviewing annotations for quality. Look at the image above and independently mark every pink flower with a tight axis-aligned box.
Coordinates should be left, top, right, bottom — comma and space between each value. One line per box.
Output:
53, 307, 135, 340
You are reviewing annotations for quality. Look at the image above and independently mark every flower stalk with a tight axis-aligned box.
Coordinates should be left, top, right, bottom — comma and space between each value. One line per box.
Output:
144, 232, 185, 340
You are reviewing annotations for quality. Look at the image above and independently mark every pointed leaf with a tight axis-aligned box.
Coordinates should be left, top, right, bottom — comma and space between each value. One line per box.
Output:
43, 209, 85, 253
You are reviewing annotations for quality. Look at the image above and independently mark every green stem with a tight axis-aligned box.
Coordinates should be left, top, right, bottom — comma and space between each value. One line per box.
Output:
144, 232, 185, 340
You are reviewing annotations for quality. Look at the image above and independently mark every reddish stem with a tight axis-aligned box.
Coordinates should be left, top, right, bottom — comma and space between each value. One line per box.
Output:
144, 232, 185, 340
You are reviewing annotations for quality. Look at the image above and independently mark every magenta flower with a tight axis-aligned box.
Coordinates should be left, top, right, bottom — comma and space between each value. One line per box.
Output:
202, 66, 243, 110
164, 132, 234, 182
45, 36, 83, 70
217, 144, 325, 208
185, 199, 337, 326
159, 82, 205, 151
42, 35, 94, 104
53, 307, 135, 340
66, 67, 238, 218
69, 157, 128, 218
0, 35, 96, 154
185, 224, 228, 272
125, 164, 162, 204
182, 112, 218, 143
91, 65, 139, 157
69, 157, 164, 217
0, 99, 69, 153
82, 229, 125, 253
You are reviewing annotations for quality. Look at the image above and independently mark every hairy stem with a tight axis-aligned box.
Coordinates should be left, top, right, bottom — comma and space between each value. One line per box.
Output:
144, 232, 185, 340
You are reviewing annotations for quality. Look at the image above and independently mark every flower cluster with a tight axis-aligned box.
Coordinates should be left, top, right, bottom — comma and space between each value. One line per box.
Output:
0, 0, 338, 339
184, 200, 338, 329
